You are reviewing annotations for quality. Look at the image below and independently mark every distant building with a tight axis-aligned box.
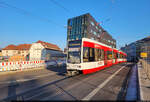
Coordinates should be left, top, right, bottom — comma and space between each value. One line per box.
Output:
29, 40, 64, 61
8, 55, 26, 62
121, 36, 150, 62
17, 44, 31, 57
67, 13, 116, 48
2, 44, 31, 61
2, 45, 18, 57
0, 49, 2, 56
64, 48, 67, 54
2, 44, 31, 57
140, 37, 150, 60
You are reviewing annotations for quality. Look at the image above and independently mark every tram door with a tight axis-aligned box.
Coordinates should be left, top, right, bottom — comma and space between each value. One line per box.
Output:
114, 52, 117, 64
104, 50, 108, 65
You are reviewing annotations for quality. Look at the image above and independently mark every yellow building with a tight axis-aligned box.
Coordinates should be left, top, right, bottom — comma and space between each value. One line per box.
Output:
9, 55, 26, 62
2, 44, 31, 57
2, 44, 31, 62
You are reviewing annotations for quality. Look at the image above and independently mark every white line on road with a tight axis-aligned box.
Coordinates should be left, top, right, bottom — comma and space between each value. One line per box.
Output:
82, 65, 127, 100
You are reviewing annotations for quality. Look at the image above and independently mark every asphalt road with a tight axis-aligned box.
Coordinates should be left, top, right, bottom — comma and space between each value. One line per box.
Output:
0, 63, 134, 101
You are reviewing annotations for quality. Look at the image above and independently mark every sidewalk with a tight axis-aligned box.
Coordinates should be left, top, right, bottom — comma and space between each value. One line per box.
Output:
138, 62, 150, 101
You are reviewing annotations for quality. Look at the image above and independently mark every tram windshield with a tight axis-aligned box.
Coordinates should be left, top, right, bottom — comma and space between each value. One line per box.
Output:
67, 51, 80, 64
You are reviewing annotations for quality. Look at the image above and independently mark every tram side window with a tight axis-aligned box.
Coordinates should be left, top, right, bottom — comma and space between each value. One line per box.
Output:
121, 54, 123, 58
117, 53, 120, 58
121, 54, 124, 58
101, 49, 104, 60
95, 48, 105, 61
83, 47, 89, 62
89, 48, 95, 62
95, 48, 100, 61
107, 51, 113, 60
123, 55, 125, 58
83, 47, 95, 62
113, 52, 117, 59
120, 54, 122, 58
113, 51, 116, 59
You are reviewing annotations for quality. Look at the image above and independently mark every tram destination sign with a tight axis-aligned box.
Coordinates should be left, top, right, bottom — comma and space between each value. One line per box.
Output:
68, 40, 81, 47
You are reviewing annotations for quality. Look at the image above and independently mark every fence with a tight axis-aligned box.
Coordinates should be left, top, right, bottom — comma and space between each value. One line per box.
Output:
0, 60, 45, 72
140, 59, 150, 80
0, 60, 66, 72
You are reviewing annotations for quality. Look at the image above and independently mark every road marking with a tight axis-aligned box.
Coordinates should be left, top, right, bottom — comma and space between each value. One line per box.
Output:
82, 65, 127, 100
0, 72, 57, 85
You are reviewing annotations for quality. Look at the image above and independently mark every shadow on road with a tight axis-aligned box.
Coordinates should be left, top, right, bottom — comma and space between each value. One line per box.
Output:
7, 78, 21, 101
117, 63, 135, 100
46, 64, 67, 76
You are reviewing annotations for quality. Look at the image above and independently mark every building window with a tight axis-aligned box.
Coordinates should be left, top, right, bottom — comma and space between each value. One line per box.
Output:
91, 21, 94, 26
69, 19, 72, 26
18, 51, 21, 54
91, 37, 94, 40
93, 31, 96, 35
96, 26, 98, 30
91, 29, 93, 33
99, 29, 102, 33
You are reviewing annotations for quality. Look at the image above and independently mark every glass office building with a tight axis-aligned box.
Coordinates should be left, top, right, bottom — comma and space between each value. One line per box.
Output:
67, 13, 116, 64
67, 13, 116, 48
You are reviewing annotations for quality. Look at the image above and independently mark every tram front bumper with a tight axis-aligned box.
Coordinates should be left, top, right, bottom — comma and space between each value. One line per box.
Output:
66, 63, 81, 70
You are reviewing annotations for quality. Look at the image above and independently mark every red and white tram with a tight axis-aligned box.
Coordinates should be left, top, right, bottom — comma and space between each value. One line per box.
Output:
67, 38, 127, 76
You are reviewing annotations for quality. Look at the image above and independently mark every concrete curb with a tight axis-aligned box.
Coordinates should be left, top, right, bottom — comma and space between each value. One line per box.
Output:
138, 62, 150, 101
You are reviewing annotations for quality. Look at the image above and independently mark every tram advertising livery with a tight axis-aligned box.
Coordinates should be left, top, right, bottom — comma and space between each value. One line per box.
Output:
66, 38, 127, 76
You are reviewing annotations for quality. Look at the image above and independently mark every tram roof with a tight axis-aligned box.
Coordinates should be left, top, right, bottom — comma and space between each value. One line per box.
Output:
82, 38, 126, 54
82, 38, 113, 49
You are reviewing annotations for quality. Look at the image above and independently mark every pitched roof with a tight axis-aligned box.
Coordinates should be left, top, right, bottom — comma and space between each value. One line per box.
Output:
36, 40, 61, 51
17, 44, 31, 50
2, 44, 31, 50
2, 45, 18, 50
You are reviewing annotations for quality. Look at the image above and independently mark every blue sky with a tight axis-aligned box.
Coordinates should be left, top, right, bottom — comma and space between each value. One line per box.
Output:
0, 0, 150, 50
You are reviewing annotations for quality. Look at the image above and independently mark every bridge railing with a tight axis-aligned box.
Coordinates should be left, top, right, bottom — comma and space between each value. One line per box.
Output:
0, 59, 66, 72
0, 60, 45, 72
140, 59, 150, 80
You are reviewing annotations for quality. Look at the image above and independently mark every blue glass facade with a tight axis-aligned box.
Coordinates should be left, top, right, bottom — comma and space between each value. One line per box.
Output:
67, 14, 87, 41
67, 13, 116, 48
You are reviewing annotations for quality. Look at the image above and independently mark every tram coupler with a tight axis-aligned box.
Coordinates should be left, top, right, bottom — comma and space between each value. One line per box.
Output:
66, 70, 79, 77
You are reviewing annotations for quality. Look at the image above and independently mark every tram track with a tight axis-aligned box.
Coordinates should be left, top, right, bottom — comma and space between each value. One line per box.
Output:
1, 75, 70, 101
1, 63, 133, 101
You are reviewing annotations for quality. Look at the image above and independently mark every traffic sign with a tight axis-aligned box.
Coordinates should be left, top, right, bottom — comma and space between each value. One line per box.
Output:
140, 52, 147, 58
